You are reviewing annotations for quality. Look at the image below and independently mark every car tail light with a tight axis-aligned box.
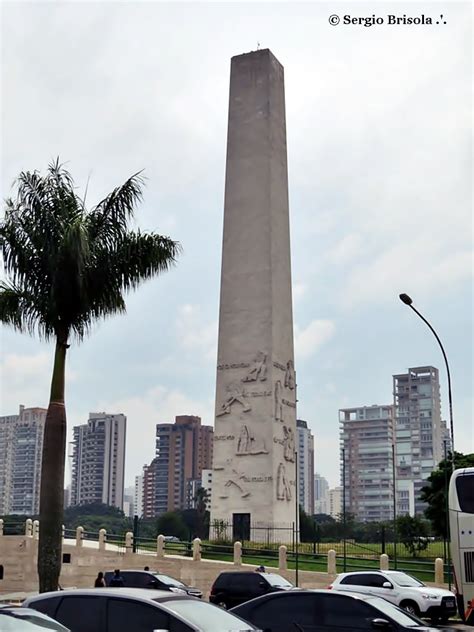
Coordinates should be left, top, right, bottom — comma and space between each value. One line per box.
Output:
327, 585, 333, 590
210, 586, 216, 595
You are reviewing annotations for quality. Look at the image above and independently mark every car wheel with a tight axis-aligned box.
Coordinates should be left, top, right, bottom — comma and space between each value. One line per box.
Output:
400, 601, 420, 617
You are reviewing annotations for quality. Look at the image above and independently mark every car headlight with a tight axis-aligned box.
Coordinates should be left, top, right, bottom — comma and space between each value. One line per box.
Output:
421, 594, 439, 600
169, 587, 186, 594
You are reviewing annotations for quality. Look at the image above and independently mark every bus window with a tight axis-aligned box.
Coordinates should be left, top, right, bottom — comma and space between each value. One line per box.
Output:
456, 475, 474, 513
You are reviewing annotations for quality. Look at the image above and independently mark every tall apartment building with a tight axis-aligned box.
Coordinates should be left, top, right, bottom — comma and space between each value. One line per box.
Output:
0, 406, 47, 515
328, 486, 342, 519
142, 415, 213, 518
314, 473, 329, 515
70, 412, 126, 509
393, 366, 444, 516
339, 405, 395, 522
296, 419, 315, 514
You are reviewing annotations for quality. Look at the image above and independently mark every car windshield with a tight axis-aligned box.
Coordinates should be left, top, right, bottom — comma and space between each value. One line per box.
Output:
388, 572, 424, 587
153, 573, 186, 588
263, 573, 293, 588
161, 599, 255, 631
366, 597, 424, 627
0, 610, 70, 631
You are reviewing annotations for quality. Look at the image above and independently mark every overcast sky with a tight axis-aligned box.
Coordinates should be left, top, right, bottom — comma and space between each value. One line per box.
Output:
1, 1, 472, 489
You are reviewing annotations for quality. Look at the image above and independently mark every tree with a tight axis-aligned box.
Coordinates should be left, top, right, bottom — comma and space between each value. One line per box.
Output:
299, 505, 317, 542
0, 160, 180, 592
156, 512, 188, 541
420, 452, 474, 537
194, 487, 210, 539
396, 515, 429, 557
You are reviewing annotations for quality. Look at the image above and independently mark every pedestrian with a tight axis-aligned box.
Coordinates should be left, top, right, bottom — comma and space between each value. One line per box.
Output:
144, 566, 150, 571
255, 565, 265, 572
94, 572, 106, 588
109, 569, 124, 587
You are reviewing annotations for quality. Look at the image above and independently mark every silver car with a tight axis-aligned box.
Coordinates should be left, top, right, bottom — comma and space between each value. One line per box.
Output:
0, 605, 70, 631
23, 587, 259, 632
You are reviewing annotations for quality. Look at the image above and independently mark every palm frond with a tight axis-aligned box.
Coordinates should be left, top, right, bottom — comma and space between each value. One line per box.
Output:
87, 172, 146, 246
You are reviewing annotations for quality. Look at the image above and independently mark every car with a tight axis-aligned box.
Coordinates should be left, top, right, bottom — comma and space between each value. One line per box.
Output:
209, 571, 294, 609
0, 604, 70, 631
23, 587, 258, 632
329, 570, 456, 623
104, 569, 202, 598
231, 588, 443, 632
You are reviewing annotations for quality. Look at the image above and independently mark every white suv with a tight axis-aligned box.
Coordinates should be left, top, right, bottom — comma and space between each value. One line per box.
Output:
329, 570, 457, 623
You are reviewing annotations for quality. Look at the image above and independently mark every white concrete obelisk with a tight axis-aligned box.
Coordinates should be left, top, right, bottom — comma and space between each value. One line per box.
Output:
211, 49, 296, 540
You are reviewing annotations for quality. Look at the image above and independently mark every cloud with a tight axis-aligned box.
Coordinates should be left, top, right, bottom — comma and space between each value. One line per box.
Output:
293, 281, 307, 302
328, 234, 364, 265
175, 304, 217, 362
0, 352, 77, 413
294, 319, 336, 360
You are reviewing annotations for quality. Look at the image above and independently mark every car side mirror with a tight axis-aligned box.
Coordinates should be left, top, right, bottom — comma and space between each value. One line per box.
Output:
371, 619, 391, 629
382, 582, 393, 589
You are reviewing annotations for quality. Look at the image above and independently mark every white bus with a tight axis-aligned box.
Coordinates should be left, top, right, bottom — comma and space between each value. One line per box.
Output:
449, 466, 474, 624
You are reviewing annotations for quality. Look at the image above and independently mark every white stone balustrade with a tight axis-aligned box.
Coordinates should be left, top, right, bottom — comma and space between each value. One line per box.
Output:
125, 531, 133, 554
25, 519, 33, 537
380, 553, 389, 570
76, 526, 84, 547
156, 534, 165, 558
327, 549, 337, 575
435, 558, 444, 585
193, 538, 202, 561
279, 545, 287, 571
98, 528, 107, 551
33, 520, 39, 539
234, 541, 242, 566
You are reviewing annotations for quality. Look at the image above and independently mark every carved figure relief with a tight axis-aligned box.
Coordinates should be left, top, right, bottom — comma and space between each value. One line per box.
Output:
283, 426, 295, 462
274, 380, 283, 422
219, 464, 251, 499
236, 425, 268, 456
216, 382, 251, 417
277, 463, 292, 501
284, 360, 295, 390
242, 351, 267, 382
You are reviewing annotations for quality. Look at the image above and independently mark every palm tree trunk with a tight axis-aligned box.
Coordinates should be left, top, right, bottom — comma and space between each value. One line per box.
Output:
38, 335, 68, 592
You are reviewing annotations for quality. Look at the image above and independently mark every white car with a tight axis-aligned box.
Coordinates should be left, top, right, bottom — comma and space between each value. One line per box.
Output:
329, 570, 457, 623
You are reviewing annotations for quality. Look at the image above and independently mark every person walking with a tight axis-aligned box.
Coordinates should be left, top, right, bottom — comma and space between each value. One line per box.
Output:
109, 569, 124, 587
94, 572, 106, 588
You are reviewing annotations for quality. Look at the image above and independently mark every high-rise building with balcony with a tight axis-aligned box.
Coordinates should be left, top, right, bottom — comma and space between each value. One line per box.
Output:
314, 473, 329, 515
393, 366, 444, 516
296, 419, 315, 514
0, 406, 47, 515
142, 415, 213, 518
339, 405, 395, 522
70, 412, 126, 509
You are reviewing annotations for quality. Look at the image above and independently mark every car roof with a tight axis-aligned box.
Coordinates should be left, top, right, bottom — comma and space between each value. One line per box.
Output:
233, 588, 383, 604
105, 569, 156, 573
25, 588, 191, 603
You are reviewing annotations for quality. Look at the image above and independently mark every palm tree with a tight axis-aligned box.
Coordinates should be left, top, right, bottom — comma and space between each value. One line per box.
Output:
0, 160, 180, 591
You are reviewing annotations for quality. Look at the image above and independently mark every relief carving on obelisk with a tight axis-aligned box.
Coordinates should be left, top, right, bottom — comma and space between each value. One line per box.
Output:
216, 382, 251, 417
242, 351, 267, 382
276, 463, 292, 501
236, 424, 268, 456
282, 426, 295, 462
274, 380, 284, 422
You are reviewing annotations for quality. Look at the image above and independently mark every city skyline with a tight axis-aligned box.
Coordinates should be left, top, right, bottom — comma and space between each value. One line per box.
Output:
1, 3, 472, 490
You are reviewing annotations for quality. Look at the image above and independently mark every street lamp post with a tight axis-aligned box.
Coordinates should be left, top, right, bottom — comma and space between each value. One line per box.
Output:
399, 292, 454, 588
398, 294, 455, 467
